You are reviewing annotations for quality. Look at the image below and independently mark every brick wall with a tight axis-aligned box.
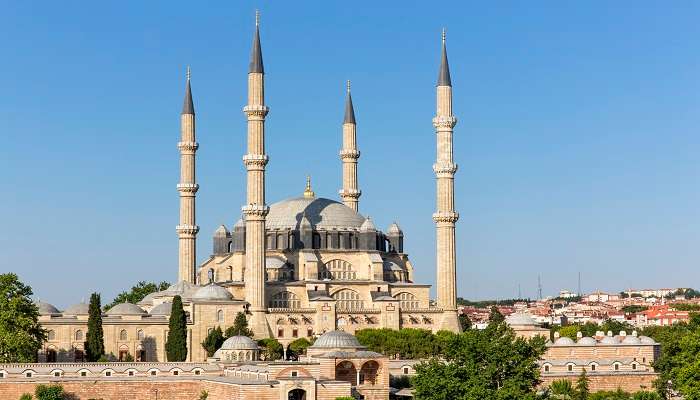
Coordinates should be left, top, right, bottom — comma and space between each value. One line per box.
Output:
540, 373, 657, 393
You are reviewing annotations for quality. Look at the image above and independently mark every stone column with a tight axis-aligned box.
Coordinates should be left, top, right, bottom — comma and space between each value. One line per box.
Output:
243, 13, 271, 338
176, 67, 199, 284
339, 81, 361, 212
433, 30, 461, 332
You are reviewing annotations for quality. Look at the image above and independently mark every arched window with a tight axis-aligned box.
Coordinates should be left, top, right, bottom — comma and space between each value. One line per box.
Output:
277, 234, 285, 249
312, 233, 321, 249
217, 310, 224, 323
227, 266, 233, 281
333, 289, 363, 311
119, 330, 128, 341
394, 292, 419, 309
137, 330, 145, 340
326, 233, 333, 249
47, 330, 56, 341
614, 362, 620, 371
208, 268, 215, 283
544, 365, 550, 373
322, 259, 356, 280
269, 291, 300, 309
567, 363, 574, 372
75, 330, 83, 341
228, 241, 233, 252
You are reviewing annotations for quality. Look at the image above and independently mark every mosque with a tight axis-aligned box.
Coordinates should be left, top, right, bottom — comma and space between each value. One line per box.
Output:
31, 13, 461, 365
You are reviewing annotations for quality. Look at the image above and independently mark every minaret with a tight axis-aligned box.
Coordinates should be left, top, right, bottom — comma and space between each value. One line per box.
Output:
176, 66, 199, 284
339, 80, 361, 212
242, 11, 270, 338
433, 29, 460, 332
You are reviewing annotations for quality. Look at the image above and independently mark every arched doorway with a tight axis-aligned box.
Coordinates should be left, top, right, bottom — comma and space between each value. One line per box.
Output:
360, 360, 380, 385
288, 388, 306, 400
46, 348, 57, 363
335, 360, 357, 386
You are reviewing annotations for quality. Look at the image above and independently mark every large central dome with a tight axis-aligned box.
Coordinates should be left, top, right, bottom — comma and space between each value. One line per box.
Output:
266, 197, 366, 230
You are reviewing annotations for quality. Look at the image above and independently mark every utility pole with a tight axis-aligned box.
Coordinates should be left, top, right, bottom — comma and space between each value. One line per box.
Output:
537, 275, 543, 300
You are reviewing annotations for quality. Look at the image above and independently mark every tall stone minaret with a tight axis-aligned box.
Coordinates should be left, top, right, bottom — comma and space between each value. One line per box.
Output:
176, 67, 199, 284
339, 80, 361, 212
242, 11, 270, 338
433, 30, 461, 332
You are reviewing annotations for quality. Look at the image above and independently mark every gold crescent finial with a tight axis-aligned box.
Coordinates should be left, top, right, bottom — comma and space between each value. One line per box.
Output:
304, 175, 315, 198
256, 9, 260, 26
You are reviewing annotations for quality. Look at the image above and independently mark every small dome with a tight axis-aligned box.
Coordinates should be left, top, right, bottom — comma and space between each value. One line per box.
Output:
310, 331, 363, 349
163, 281, 199, 297
639, 336, 656, 345
233, 218, 245, 229
553, 337, 575, 346
36, 301, 60, 315
600, 336, 619, 345
192, 284, 233, 301
138, 292, 159, 306
622, 336, 641, 345
506, 313, 535, 326
220, 335, 259, 350
149, 302, 172, 316
214, 225, 229, 236
577, 337, 597, 346
360, 216, 376, 232
105, 302, 146, 316
63, 303, 89, 315
387, 222, 402, 234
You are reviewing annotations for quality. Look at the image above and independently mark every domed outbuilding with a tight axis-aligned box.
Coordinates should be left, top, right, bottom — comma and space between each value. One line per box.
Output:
36, 301, 61, 316
212, 336, 260, 362
192, 284, 233, 301
105, 302, 147, 316
63, 303, 89, 316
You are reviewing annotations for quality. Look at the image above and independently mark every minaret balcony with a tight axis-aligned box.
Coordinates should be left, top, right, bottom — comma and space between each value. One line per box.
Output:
432, 116, 457, 129
243, 105, 270, 117
432, 211, 459, 224
177, 183, 199, 193
177, 141, 199, 152
432, 162, 458, 176
339, 149, 361, 160
176, 224, 200, 235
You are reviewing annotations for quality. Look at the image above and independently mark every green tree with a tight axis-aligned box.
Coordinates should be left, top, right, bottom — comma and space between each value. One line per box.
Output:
199, 390, 209, 400
34, 384, 64, 400
288, 338, 312, 358
202, 326, 225, 357
104, 281, 170, 310
165, 295, 187, 361
19, 394, 32, 400
459, 314, 472, 331
575, 370, 589, 400
257, 338, 283, 361
488, 306, 505, 324
0, 273, 45, 362
85, 292, 105, 362
225, 312, 253, 338
412, 316, 546, 400
632, 392, 662, 400
550, 379, 575, 399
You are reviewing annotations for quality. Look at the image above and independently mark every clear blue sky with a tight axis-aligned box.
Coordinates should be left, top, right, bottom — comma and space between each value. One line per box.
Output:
1, 1, 699, 308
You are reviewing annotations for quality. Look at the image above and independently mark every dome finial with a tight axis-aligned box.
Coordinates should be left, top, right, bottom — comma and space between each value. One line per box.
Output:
304, 175, 315, 198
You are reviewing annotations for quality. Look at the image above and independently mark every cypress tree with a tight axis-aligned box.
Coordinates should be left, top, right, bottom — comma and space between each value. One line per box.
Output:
166, 295, 188, 361
225, 312, 253, 338
201, 326, 224, 357
575, 369, 590, 400
85, 293, 104, 361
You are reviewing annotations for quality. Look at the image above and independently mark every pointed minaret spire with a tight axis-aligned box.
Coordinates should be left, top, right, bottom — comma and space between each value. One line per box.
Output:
182, 66, 195, 115
249, 10, 264, 73
437, 28, 451, 87
344, 80, 356, 124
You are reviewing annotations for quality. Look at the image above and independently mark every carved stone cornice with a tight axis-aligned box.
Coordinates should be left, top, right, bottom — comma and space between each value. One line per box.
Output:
432, 116, 457, 129
432, 211, 459, 224
176, 183, 199, 193
241, 204, 269, 220
339, 149, 360, 160
176, 224, 200, 235
242, 154, 269, 169
177, 141, 199, 152
433, 162, 458, 177
243, 105, 269, 118
339, 189, 361, 199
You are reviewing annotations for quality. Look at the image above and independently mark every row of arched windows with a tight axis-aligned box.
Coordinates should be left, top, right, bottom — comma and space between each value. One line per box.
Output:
269, 291, 301, 309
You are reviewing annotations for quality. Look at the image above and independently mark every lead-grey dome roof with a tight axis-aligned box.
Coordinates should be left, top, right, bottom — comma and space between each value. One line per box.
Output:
553, 337, 575, 346
577, 337, 597, 346
266, 197, 365, 230
506, 313, 536, 326
192, 284, 233, 301
219, 335, 259, 350
105, 302, 147, 316
310, 331, 364, 349
150, 302, 173, 316
36, 301, 60, 315
63, 303, 89, 315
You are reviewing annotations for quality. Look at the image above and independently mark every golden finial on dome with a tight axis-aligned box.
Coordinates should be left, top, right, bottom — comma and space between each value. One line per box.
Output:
303, 175, 315, 198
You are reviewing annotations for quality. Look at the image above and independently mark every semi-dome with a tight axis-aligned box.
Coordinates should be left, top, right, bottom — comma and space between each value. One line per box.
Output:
192, 284, 233, 301
220, 335, 259, 350
553, 337, 575, 346
105, 302, 146, 316
577, 337, 597, 346
149, 302, 172, 316
138, 292, 159, 306
506, 313, 536, 326
266, 197, 365, 230
310, 331, 364, 349
63, 303, 89, 315
36, 301, 60, 315
163, 281, 199, 297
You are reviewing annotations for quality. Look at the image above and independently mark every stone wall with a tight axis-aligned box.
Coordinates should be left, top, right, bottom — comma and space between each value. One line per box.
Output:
540, 372, 658, 393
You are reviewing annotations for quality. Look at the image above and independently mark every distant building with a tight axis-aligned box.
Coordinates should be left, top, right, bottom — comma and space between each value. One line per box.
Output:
630, 305, 690, 327
558, 290, 579, 299
585, 291, 620, 303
